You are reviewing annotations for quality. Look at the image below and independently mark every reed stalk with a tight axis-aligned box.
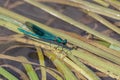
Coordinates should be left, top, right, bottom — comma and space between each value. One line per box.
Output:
69, 0, 120, 20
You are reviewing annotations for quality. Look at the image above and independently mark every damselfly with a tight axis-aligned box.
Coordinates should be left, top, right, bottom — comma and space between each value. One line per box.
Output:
18, 22, 72, 50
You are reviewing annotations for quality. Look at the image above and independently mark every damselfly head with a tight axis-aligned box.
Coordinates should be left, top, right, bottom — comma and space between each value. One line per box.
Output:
62, 39, 67, 45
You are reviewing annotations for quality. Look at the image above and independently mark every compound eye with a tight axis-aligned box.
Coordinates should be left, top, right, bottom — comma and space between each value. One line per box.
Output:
63, 39, 67, 45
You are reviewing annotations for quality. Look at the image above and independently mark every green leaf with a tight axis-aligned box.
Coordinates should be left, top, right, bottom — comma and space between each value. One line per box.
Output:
0, 67, 18, 80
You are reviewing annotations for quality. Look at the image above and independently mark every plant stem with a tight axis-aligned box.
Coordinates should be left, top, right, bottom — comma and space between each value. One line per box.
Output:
93, 0, 109, 7
69, 0, 120, 20
0, 67, 18, 80
72, 49, 120, 79
36, 0, 120, 35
